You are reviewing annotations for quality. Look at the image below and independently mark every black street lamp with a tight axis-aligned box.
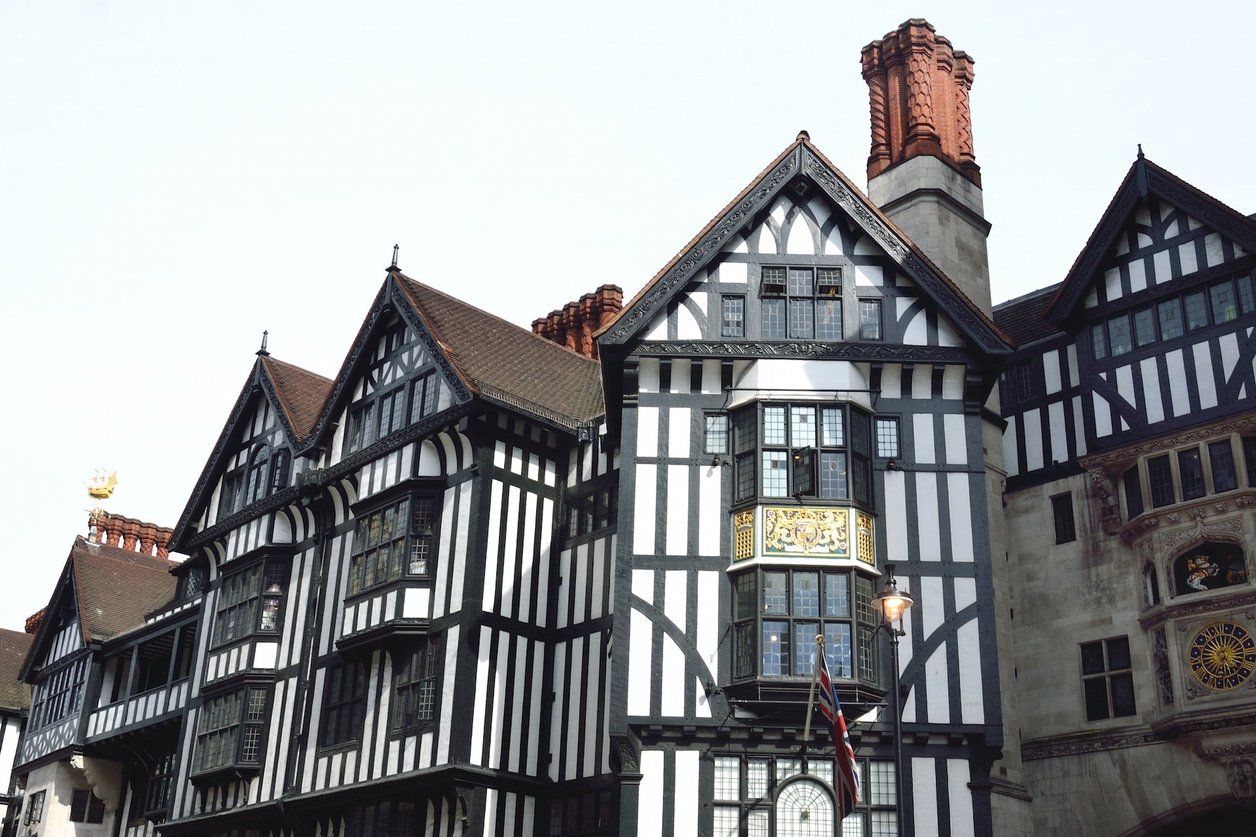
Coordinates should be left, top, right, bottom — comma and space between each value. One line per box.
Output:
872, 564, 914, 836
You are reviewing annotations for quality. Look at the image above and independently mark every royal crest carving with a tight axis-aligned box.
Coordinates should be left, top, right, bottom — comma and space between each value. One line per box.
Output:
763, 507, 850, 558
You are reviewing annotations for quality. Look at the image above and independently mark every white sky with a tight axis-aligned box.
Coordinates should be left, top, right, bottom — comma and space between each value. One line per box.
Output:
1, 1, 1253, 631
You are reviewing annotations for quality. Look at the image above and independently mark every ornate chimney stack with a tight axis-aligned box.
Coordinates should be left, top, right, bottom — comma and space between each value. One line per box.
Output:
862, 19, 992, 313
532, 284, 623, 360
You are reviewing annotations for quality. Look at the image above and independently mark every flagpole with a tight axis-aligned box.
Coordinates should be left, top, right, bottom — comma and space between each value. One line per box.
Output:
801, 634, 823, 749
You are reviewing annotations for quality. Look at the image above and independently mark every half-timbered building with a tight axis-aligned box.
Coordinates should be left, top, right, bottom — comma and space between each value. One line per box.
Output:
997, 152, 1256, 833
596, 20, 1031, 837
0, 629, 33, 837
149, 271, 618, 837
13, 512, 189, 837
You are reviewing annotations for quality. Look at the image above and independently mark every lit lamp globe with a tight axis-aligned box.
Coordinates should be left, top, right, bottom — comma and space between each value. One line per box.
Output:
872, 564, 914, 626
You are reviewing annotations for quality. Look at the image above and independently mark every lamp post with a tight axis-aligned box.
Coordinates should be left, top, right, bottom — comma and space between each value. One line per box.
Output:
872, 564, 914, 836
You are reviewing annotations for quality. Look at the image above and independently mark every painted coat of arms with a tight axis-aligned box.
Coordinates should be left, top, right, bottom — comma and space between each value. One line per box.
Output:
763, 507, 850, 557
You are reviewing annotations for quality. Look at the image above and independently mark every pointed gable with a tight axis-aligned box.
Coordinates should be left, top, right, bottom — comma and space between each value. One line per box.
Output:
20, 537, 177, 680
394, 274, 604, 429
1046, 155, 1256, 323
599, 133, 1009, 356
260, 355, 333, 441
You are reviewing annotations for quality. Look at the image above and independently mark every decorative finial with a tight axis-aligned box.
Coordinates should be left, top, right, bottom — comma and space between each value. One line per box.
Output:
797, 129, 810, 143
257, 330, 270, 357
1137, 143, 1144, 160
391, 244, 400, 271
86, 469, 117, 538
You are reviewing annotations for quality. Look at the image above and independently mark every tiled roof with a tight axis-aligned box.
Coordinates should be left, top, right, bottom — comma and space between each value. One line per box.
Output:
70, 537, 178, 643
0, 629, 33, 711
395, 275, 605, 428
261, 355, 334, 441
993, 284, 1064, 349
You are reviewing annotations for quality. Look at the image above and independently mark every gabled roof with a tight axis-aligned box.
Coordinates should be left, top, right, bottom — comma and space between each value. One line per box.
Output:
259, 355, 334, 440
21, 537, 177, 681
1046, 154, 1256, 323
993, 284, 1064, 349
394, 274, 604, 429
172, 354, 329, 546
0, 629, 33, 711
598, 133, 1010, 356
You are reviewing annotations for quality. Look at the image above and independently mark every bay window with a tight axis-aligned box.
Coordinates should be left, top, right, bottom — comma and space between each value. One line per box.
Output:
348, 491, 439, 596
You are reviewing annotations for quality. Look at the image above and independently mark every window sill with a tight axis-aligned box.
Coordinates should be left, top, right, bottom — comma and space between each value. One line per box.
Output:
189, 763, 260, 787
336, 619, 431, 656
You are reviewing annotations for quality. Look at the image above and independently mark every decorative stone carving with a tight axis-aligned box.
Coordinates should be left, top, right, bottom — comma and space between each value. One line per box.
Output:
1226, 757, 1256, 801
1153, 628, 1174, 705
1088, 468, 1123, 535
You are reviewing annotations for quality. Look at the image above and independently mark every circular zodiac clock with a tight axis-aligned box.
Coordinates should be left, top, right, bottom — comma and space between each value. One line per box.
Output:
1188, 621, 1256, 691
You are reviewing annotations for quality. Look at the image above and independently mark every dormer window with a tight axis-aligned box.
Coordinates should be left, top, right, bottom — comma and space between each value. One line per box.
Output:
344, 320, 443, 455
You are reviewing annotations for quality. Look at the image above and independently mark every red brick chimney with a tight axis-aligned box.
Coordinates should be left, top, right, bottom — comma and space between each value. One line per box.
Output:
532, 285, 623, 360
90, 511, 174, 559
862, 19, 979, 186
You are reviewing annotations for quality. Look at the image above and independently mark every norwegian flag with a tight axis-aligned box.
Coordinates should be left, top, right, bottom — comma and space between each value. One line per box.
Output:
817, 648, 860, 819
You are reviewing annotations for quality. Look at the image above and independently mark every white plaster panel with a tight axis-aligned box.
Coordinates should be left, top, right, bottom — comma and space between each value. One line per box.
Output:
1194, 341, 1218, 409
1042, 350, 1061, 395
678, 295, 708, 336
644, 314, 668, 341
1072, 395, 1087, 455
884, 472, 908, 559
662, 637, 685, 716
1116, 365, 1135, 411
698, 466, 721, 557
1141, 357, 1164, 425
253, 641, 278, 670
665, 570, 687, 635
469, 625, 492, 767
674, 750, 700, 836
947, 473, 973, 562
1104, 267, 1121, 301
628, 610, 653, 717
911, 368, 933, 400
1221, 331, 1240, 385
879, 365, 902, 399
1092, 393, 1113, 437
638, 359, 660, 393
786, 216, 815, 254
944, 414, 967, 466
1165, 350, 1186, 417
719, 261, 748, 284
1083, 287, 1098, 309
915, 474, 941, 561
806, 196, 832, 230
696, 571, 720, 679
913, 414, 936, 464
823, 225, 845, 255
633, 464, 656, 555
731, 359, 871, 408
1049, 401, 1068, 466
670, 359, 690, 394
913, 758, 939, 835
901, 302, 927, 345
935, 363, 962, 398
1067, 344, 1079, 386
668, 407, 690, 458
1002, 420, 1019, 479
632, 568, 653, 607
481, 481, 504, 614
853, 263, 881, 286
701, 360, 722, 394
853, 234, 878, 256
1178, 240, 1198, 277
957, 618, 984, 725
954, 576, 976, 613
937, 314, 963, 347
666, 465, 689, 556
637, 406, 659, 459
1022, 408, 1044, 472
1152, 249, 1171, 287
638, 750, 665, 837
1204, 232, 1225, 267
925, 647, 950, 723
1132, 257, 1150, 293
948, 758, 976, 836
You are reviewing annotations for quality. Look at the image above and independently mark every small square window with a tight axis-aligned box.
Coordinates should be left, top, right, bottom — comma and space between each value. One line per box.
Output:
721, 296, 745, 338
704, 414, 728, 455
859, 300, 882, 341
1080, 637, 1136, 721
875, 418, 900, 459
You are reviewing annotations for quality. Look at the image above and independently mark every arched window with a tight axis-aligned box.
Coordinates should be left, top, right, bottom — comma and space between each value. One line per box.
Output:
1172, 542, 1249, 595
775, 777, 834, 837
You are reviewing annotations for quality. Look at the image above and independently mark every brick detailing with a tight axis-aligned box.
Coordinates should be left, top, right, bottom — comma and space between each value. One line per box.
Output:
89, 510, 174, 559
532, 284, 623, 360
861, 18, 981, 186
